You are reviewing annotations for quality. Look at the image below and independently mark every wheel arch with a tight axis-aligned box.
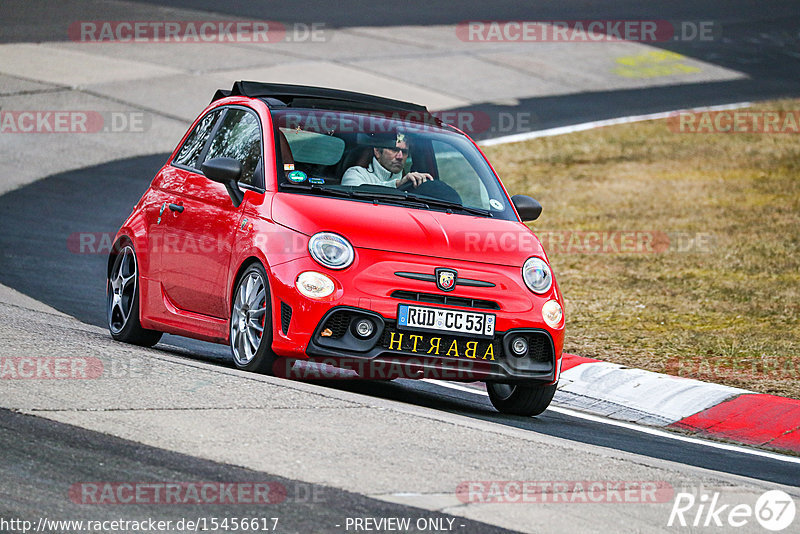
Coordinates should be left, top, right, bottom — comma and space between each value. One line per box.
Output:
228, 254, 272, 312
107, 232, 135, 279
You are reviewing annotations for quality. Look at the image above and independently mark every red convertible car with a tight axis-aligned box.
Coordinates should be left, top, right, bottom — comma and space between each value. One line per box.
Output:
107, 81, 565, 415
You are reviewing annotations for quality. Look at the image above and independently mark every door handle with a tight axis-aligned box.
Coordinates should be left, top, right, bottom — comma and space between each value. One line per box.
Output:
168, 203, 184, 213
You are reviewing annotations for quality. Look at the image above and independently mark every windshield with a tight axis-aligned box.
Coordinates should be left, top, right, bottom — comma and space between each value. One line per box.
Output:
272, 108, 516, 220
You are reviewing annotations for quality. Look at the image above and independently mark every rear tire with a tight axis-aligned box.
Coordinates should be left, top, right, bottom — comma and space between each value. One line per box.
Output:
486, 382, 557, 416
230, 263, 278, 374
107, 242, 162, 347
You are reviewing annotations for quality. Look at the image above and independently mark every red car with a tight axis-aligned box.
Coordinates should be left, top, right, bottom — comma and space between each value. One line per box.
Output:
107, 81, 565, 416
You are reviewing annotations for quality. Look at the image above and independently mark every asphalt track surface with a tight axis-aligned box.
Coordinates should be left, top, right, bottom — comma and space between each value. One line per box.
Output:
0, 409, 514, 534
0, 156, 798, 491
2, 1, 800, 530
2, 1, 800, 136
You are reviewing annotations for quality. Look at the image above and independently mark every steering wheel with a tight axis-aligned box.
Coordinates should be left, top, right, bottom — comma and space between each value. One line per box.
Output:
397, 180, 416, 193
398, 179, 462, 204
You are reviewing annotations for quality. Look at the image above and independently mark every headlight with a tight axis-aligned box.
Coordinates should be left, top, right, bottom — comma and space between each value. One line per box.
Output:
308, 232, 354, 270
522, 257, 552, 294
296, 271, 335, 299
542, 299, 563, 328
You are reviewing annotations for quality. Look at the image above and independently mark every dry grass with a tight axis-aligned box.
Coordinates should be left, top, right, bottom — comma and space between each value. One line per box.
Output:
485, 99, 800, 398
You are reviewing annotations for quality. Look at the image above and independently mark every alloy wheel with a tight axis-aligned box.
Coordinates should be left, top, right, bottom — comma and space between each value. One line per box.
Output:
231, 271, 268, 366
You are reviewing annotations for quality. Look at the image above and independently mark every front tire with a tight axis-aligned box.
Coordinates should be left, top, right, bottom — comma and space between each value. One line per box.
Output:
230, 263, 278, 374
107, 243, 162, 347
486, 382, 557, 416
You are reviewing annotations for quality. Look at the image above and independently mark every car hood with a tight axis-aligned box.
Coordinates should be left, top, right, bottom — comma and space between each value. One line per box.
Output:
271, 193, 546, 267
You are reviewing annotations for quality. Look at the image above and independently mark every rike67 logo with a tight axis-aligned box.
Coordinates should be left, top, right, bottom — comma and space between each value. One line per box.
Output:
668, 489, 795, 531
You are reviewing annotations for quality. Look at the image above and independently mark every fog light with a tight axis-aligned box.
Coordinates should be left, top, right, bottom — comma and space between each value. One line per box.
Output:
511, 336, 528, 357
542, 299, 563, 328
354, 319, 375, 338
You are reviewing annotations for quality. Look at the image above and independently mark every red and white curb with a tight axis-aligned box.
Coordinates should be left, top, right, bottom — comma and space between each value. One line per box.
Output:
559, 354, 800, 454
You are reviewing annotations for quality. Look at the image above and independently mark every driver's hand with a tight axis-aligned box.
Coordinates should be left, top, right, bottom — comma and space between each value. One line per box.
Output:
396, 172, 433, 188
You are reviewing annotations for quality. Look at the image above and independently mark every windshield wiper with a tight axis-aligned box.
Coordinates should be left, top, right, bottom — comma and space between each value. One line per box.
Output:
350, 189, 431, 209
403, 193, 493, 217
280, 182, 353, 198
281, 182, 492, 216
349, 184, 491, 216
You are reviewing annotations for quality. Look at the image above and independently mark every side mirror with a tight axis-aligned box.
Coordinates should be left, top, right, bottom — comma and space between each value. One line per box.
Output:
511, 194, 542, 222
202, 157, 244, 207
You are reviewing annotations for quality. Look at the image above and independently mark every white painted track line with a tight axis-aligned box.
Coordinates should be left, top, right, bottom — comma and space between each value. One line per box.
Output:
423, 379, 800, 464
479, 102, 753, 146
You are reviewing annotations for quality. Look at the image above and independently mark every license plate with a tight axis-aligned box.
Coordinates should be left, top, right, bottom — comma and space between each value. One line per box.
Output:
397, 304, 495, 338
382, 330, 496, 361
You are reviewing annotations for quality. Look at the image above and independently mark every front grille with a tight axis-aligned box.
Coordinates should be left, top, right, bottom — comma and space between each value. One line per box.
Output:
390, 290, 500, 310
280, 302, 292, 334
320, 310, 356, 338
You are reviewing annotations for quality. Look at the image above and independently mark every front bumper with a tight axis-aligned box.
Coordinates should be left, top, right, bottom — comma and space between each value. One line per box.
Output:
267, 252, 564, 383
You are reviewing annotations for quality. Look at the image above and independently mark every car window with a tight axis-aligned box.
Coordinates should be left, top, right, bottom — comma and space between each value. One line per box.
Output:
204, 108, 262, 188
280, 128, 344, 166
173, 109, 221, 169
432, 140, 490, 209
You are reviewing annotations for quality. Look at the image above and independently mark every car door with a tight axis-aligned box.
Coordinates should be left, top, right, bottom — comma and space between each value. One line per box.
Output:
148, 107, 222, 280
160, 106, 264, 318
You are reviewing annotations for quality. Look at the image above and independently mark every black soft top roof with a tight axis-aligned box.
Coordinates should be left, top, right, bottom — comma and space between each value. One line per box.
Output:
212, 81, 441, 125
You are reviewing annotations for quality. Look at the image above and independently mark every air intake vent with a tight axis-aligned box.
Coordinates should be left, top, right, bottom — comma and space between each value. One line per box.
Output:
390, 290, 500, 310
320, 311, 356, 339
525, 333, 552, 362
280, 302, 292, 334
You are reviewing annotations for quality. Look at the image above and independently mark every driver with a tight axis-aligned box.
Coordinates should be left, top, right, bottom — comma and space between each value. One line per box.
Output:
342, 132, 433, 188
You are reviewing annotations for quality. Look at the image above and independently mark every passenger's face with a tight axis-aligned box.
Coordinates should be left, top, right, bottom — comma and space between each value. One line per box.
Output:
374, 140, 409, 174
